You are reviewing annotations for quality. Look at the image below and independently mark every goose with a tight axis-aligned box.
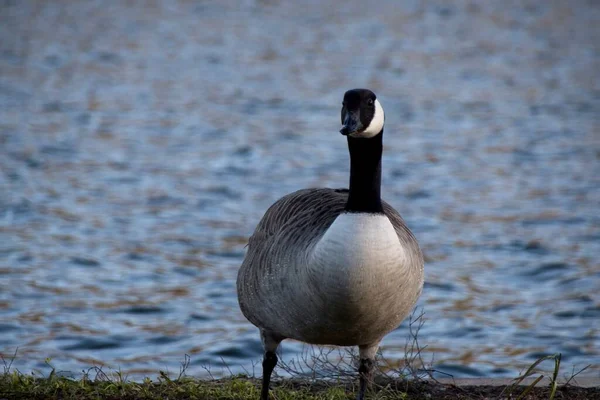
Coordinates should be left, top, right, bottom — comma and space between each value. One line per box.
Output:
237, 89, 424, 400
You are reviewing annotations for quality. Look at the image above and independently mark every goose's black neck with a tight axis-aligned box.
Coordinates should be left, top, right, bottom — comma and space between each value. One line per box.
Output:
345, 130, 384, 213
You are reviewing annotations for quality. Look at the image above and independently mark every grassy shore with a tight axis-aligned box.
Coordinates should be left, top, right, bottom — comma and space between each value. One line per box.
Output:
1, 371, 598, 400
1, 350, 596, 399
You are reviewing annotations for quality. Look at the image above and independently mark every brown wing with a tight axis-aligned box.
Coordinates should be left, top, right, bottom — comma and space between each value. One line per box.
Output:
247, 188, 348, 250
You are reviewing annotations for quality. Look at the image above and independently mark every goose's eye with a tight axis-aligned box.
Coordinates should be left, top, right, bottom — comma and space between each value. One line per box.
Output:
367, 98, 374, 106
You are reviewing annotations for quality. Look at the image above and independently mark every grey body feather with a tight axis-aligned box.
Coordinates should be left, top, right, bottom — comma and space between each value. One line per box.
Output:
237, 188, 424, 347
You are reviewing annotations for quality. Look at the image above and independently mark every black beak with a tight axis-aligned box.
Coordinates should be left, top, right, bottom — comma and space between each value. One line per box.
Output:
340, 112, 360, 136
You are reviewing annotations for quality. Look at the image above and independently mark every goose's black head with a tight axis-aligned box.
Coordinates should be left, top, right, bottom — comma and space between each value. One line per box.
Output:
339, 89, 384, 138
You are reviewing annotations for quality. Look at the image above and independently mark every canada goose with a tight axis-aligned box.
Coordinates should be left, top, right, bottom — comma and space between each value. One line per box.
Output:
237, 89, 424, 400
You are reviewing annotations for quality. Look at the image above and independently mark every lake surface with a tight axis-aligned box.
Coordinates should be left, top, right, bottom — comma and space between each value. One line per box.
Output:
1, 0, 598, 380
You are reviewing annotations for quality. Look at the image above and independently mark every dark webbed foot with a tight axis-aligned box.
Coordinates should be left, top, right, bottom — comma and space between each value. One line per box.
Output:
260, 351, 277, 400
357, 357, 374, 400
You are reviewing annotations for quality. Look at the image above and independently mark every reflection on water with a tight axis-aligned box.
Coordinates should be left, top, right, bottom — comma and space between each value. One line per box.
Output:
1, 0, 599, 380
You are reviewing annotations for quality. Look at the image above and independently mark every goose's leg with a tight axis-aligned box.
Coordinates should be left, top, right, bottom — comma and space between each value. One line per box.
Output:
260, 330, 282, 400
357, 343, 379, 400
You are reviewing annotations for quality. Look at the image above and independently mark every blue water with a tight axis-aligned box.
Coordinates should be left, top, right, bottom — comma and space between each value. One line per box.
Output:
0, 0, 598, 380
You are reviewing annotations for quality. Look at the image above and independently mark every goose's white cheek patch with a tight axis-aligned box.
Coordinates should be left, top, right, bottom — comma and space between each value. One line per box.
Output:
359, 99, 384, 138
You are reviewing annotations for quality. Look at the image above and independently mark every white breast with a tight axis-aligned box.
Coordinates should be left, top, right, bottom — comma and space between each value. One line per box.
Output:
287, 212, 417, 345
311, 213, 405, 278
